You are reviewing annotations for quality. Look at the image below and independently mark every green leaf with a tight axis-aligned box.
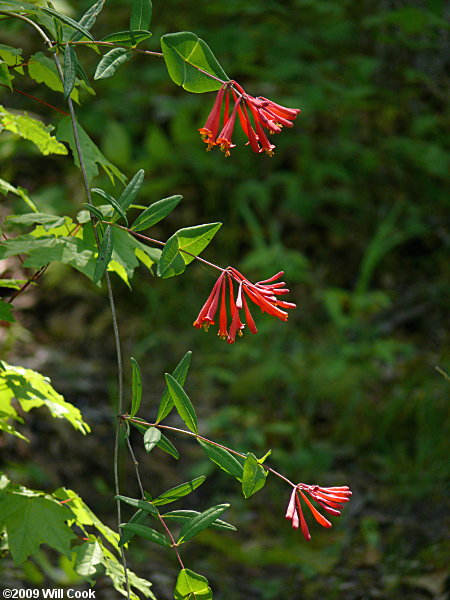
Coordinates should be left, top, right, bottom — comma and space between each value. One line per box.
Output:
93, 225, 113, 284
157, 432, 180, 459
162, 510, 236, 532
156, 351, 192, 423
143, 426, 161, 453
121, 523, 170, 547
174, 569, 213, 600
6, 212, 66, 229
63, 44, 77, 99
56, 116, 126, 184
0, 43, 22, 66
197, 439, 244, 481
118, 169, 145, 211
0, 300, 15, 323
0, 177, 37, 212
130, 357, 142, 418
157, 222, 221, 278
0, 492, 75, 564
28, 52, 80, 101
117, 509, 147, 546
241, 453, 268, 498
41, 7, 95, 41
0, 60, 13, 90
115, 495, 158, 515
53, 488, 119, 552
176, 223, 222, 265
101, 30, 152, 46
73, 540, 103, 577
130, 0, 152, 30
161, 31, 228, 93
0, 105, 68, 156
152, 476, 206, 506
132, 195, 182, 232
70, 0, 105, 42
156, 233, 185, 278
94, 47, 131, 80
0, 362, 90, 435
164, 373, 198, 434
91, 188, 128, 224
178, 504, 229, 544
82, 203, 104, 221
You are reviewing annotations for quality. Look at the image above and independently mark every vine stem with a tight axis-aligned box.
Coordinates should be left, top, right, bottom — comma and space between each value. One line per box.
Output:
0, 10, 131, 596
124, 417, 296, 488
51, 53, 131, 600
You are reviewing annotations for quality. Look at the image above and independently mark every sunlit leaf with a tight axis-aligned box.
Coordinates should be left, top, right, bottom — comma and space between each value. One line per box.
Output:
162, 510, 236, 532
241, 453, 268, 498
143, 426, 161, 453
174, 569, 212, 600
161, 31, 228, 93
101, 30, 152, 46
121, 523, 170, 547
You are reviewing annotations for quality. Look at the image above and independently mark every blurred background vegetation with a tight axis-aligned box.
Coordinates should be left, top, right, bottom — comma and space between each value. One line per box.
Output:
1, 0, 449, 598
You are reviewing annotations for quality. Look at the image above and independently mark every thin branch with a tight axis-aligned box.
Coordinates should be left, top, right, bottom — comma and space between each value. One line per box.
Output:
0, 84, 69, 115
103, 221, 226, 274
125, 416, 296, 488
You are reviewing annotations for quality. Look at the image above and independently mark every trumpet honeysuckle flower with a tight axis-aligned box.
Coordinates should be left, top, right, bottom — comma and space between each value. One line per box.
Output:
285, 484, 352, 541
199, 80, 301, 156
193, 267, 296, 343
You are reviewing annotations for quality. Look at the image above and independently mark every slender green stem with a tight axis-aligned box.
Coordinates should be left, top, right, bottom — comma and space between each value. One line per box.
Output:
125, 417, 296, 488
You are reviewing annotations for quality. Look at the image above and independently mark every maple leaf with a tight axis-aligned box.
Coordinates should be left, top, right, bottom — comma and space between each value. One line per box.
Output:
0, 492, 75, 564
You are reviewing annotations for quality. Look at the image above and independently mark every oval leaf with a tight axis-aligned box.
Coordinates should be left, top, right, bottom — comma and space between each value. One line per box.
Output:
94, 47, 131, 80
156, 233, 185, 278
121, 523, 170, 547
132, 195, 182, 232
70, 0, 105, 42
162, 510, 236, 532
177, 504, 229, 544
130, 0, 152, 30
164, 373, 198, 434
118, 508, 147, 547
174, 569, 212, 600
156, 351, 192, 423
115, 495, 158, 515
118, 169, 145, 211
176, 222, 222, 265
63, 44, 77, 99
152, 476, 206, 506
143, 426, 161, 453
130, 357, 142, 417
41, 7, 95, 41
101, 30, 152, 46
92, 188, 128, 224
161, 32, 228, 93
92, 225, 113, 284
242, 452, 268, 498
197, 439, 244, 481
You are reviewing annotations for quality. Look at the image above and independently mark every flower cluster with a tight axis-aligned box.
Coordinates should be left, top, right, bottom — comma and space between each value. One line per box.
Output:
285, 483, 352, 541
199, 81, 301, 156
193, 268, 296, 343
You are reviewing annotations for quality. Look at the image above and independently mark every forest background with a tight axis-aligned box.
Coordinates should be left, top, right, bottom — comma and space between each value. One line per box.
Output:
0, 0, 448, 598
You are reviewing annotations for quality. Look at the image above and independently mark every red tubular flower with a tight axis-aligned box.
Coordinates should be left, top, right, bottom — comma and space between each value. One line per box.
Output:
193, 267, 296, 342
285, 483, 352, 541
199, 80, 301, 156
